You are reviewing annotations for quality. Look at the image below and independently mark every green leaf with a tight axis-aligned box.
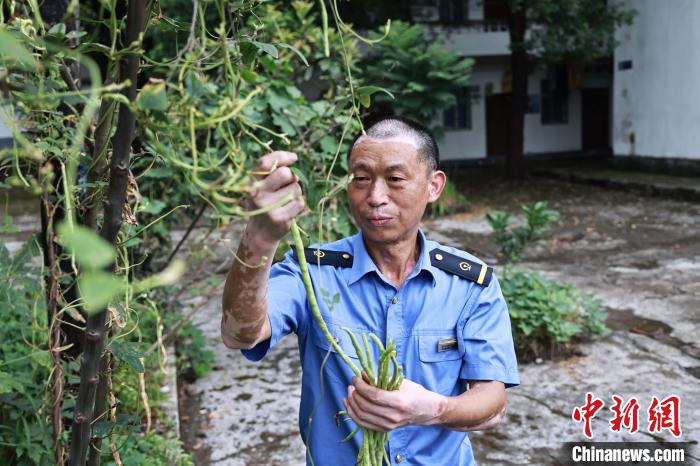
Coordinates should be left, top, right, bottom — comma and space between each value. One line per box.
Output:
0, 370, 25, 394
121, 353, 145, 373
78, 271, 124, 313
240, 69, 259, 83
48, 23, 66, 36
277, 43, 309, 66
57, 222, 116, 270
139, 198, 166, 215
65, 30, 87, 40
290, 167, 309, 187
110, 341, 145, 373
356, 85, 395, 100
359, 93, 371, 108
30, 351, 52, 369
0, 28, 36, 68
250, 40, 278, 59
319, 136, 337, 155
0, 214, 21, 233
137, 81, 168, 112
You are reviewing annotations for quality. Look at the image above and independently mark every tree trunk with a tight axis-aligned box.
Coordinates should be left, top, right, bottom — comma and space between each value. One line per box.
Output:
86, 354, 111, 466
67, 0, 149, 464
506, 2, 528, 180
37, 2, 84, 464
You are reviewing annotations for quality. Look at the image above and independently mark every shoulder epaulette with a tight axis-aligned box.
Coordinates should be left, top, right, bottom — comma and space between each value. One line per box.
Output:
429, 248, 493, 286
292, 248, 354, 268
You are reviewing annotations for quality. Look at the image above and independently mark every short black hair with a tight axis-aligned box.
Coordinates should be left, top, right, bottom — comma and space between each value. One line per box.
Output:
346, 116, 439, 171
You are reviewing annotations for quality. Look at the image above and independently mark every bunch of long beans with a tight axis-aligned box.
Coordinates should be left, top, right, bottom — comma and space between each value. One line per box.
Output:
291, 220, 402, 466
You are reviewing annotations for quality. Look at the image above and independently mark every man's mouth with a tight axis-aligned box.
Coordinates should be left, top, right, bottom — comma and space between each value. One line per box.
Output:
367, 215, 392, 226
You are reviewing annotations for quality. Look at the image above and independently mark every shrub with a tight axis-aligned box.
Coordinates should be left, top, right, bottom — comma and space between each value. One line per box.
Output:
486, 202, 609, 360
502, 268, 610, 361
486, 201, 559, 263
0, 239, 53, 466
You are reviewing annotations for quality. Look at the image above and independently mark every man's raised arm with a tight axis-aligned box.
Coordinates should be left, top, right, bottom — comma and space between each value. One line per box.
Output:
221, 151, 304, 350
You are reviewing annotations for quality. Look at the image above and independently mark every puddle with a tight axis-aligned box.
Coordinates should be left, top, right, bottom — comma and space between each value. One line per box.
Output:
605, 307, 700, 373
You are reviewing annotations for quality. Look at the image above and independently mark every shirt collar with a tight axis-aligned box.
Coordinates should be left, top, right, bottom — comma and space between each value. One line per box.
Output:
347, 228, 437, 287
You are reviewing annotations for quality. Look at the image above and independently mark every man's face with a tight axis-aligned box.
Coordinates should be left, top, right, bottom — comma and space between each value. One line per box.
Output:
347, 136, 446, 245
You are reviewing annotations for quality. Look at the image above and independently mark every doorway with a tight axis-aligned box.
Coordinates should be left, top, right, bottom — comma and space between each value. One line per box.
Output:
486, 93, 511, 157
581, 87, 610, 151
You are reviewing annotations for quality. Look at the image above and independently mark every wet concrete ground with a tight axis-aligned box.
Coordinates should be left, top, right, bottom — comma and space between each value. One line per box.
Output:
170, 178, 700, 464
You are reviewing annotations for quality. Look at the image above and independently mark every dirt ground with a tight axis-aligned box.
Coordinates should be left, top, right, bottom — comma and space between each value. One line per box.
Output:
171, 177, 700, 464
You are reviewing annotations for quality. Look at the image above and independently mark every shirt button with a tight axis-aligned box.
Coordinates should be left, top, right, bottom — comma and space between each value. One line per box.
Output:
395, 454, 403, 463
392, 296, 398, 304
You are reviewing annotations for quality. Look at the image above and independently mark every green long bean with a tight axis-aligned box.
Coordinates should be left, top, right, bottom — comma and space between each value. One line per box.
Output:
291, 220, 404, 465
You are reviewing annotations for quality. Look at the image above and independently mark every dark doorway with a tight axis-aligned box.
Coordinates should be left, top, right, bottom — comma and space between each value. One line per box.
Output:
581, 87, 610, 151
486, 93, 511, 157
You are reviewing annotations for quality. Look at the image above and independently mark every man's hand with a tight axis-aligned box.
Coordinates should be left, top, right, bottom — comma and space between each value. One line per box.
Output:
343, 374, 445, 433
247, 151, 305, 245
221, 150, 304, 350
343, 375, 507, 433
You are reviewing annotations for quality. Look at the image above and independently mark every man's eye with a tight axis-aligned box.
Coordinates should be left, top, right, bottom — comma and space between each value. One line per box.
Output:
353, 176, 370, 182
388, 176, 404, 182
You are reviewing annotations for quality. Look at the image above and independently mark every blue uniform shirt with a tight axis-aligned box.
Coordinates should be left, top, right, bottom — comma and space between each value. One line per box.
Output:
242, 229, 520, 465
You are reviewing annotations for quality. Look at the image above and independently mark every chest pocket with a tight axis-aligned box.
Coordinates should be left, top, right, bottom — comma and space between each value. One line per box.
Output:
415, 332, 463, 395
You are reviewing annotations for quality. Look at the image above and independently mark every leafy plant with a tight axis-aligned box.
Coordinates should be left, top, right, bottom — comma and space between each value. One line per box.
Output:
0, 239, 53, 466
360, 20, 474, 135
485, 201, 609, 360
176, 319, 215, 382
486, 201, 559, 263
100, 431, 193, 466
501, 268, 610, 361
0, 0, 380, 462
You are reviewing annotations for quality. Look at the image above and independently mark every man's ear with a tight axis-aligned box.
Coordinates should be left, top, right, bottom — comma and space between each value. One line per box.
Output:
428, 170, 447, 203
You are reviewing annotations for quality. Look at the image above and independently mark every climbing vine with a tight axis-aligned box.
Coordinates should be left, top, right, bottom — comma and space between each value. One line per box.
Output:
0, 0, 404, 463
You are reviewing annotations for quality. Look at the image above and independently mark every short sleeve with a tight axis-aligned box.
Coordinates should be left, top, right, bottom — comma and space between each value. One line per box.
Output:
459, 274, 520, 388
240, 250, 308, 362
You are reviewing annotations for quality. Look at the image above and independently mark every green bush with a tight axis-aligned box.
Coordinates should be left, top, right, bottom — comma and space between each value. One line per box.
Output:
101, 431, 193, 466
502, 268, 610, 361
486, 201, 559, 263
0, 239, 53, 466
0, 235, 193, 464
486, 201, 609, 360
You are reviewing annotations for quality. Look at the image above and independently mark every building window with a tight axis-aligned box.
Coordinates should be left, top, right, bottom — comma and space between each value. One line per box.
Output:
483, 0, 509, 22
541, 67, 569, 124
411, 0, 470, 23
443, 85, 479, 130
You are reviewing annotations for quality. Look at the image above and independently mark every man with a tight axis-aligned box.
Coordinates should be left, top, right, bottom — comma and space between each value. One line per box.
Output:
221, 117, 520, 465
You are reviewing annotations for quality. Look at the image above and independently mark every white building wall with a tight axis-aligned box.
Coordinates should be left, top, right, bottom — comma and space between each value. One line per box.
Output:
440, 65, 502, 161
613, 0, 700, 160
524, 68, 582, 154
439, 65, 584, 160
437, 26, 510, 57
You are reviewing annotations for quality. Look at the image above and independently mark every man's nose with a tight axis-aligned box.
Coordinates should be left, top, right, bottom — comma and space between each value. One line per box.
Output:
367, 180, 389, 207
